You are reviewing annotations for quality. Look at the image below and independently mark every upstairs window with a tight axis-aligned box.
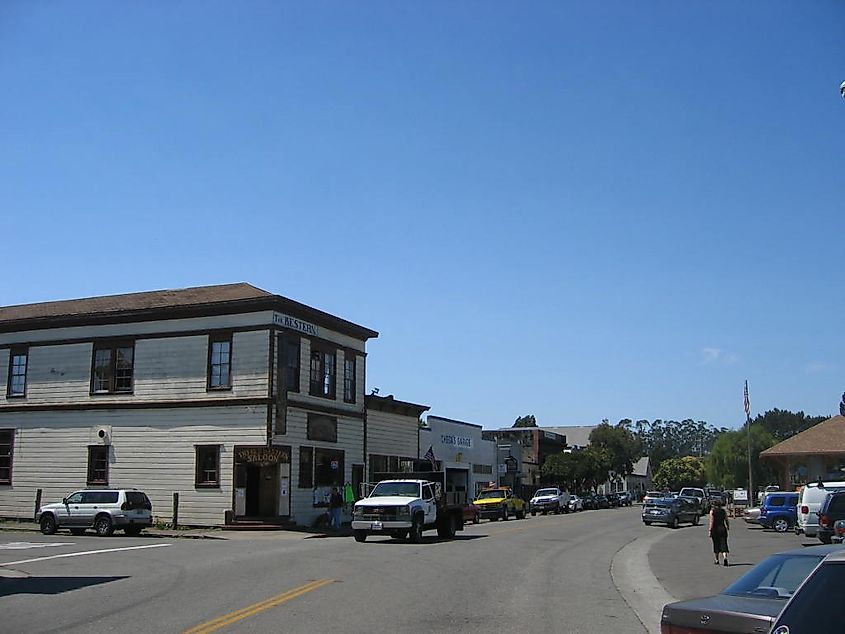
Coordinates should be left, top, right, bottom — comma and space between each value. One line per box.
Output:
309, 345, 336, 399
343, 352, 356, 404
92, 342, 134, 394
0, 429, 13, 484
87, 445, 109, 485
280, 336, 300, 392
7, 347, 28, 397
208, 334, 232, 390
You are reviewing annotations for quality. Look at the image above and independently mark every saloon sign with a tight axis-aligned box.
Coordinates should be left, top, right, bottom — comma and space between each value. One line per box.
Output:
234, 446, 290, 466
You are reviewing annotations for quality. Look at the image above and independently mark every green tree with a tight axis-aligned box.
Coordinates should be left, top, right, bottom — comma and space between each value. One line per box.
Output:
513, 414, 537, 428
652, 456, 706, 490
752, 409, 828, 442
705, 423, 778, 490
541, 446, 611, 492
589, 421, 642, 477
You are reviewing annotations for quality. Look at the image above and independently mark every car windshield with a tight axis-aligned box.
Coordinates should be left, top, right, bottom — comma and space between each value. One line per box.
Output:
722, 553, 825, 599
679, 488, 702, 497
648, 500, 674, 508
370, 482, 421, 498
534, 489, 558, 497
477, 490, 507, 499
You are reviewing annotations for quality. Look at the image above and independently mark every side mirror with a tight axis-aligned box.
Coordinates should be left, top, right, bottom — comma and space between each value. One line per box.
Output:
62, 498, 68, 505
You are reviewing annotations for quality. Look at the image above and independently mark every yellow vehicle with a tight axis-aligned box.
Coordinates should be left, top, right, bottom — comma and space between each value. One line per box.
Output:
473, 486, 527, 521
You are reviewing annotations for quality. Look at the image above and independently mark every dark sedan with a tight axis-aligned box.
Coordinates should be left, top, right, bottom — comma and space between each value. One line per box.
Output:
661, 545, 844, 634
593, 494, 609, 509
642, 497, 699, 528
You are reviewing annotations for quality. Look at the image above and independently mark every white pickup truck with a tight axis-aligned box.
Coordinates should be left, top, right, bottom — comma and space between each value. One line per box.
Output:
529, 487, 571, 515
351, 473, 465, 543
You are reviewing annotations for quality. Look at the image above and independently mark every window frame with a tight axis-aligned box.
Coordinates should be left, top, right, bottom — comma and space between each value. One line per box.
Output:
0, 429, 13, 485
309, 343, 336, 400
90, 340, 135, 395
306, 413, 338, 443
314, 447, 344, 487
207, 332, 233, 391
7, 346, 28, 398
195, 445, 221, 488
280, 336, 301, 393
87, 445, 109, 485
343, 351, 356, 404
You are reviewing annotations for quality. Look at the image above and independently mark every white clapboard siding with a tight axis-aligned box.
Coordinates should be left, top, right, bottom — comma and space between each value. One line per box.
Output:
283, 407, 364, 527
367, 410, 419, 459
0, 312, 277, 346
0, 406, 266, 526
22, 343, 95, 404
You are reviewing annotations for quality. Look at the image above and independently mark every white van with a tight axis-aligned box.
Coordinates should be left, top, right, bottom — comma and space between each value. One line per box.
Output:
796, 481, 845, 537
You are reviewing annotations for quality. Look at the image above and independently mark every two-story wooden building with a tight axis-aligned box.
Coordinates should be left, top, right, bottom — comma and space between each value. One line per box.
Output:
0, 283, 378, 527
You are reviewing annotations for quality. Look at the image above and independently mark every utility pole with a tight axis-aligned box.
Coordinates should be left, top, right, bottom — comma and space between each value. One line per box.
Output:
744, 380, 753, 505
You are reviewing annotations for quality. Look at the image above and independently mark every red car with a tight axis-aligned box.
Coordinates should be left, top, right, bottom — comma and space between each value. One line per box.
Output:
463, 503, 481, 524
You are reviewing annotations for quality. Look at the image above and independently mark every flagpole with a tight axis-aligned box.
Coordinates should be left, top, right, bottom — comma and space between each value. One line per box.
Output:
745, 380, 753, 506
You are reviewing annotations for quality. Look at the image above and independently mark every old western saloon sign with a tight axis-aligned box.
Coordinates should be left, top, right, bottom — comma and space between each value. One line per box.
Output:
234, 446, 290, 466
273, 312, 319, 337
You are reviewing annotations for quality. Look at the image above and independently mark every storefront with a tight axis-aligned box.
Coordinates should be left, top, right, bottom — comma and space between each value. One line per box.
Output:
421, 416, 497, 500
233, 445, 291, 519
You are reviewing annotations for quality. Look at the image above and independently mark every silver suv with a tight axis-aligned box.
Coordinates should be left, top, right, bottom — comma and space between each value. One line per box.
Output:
37, 489, 152, 536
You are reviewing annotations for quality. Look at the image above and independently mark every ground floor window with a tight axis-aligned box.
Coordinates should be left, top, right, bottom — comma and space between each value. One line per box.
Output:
87, 445, 109, 485
299, 446, 314, 488
0, 429, 13, 484
314, 448, 344, 487
195, 445, 221, 488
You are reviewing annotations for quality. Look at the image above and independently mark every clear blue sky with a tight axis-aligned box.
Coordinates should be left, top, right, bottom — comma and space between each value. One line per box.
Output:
2, 2, 843, 430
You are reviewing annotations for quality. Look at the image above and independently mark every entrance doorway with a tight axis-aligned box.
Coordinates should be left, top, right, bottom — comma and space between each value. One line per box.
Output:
234, 446, 291, 520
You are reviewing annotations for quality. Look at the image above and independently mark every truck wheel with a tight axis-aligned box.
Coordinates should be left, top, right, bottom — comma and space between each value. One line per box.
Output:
353, 530, 368, 543
40, 513, 57, 535
473, 512, 480, 525
774, 518, 790, 533
94, 515, 114, 537
409, 515, 424, 543
516, 508, 525, 520
670, 516, 679, 529
692, 514, 700, 526
531, 510, 536, 516
820, 534, 833, 545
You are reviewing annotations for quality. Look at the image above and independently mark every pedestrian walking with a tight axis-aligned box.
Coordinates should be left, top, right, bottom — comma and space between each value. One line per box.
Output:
329, 486, 344, 530
709, 498, 730, 566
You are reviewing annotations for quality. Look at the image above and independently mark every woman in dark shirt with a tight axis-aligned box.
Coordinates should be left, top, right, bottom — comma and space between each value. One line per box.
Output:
709, 499, 730, 566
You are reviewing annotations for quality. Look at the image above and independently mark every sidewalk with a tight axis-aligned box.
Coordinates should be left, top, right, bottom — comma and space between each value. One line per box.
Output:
0, 519, 351, 540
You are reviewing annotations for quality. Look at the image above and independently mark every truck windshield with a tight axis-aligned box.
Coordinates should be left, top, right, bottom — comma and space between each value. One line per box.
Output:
370, 482, 421, 498
477, 490, 506, 499
535, 489, 558, 497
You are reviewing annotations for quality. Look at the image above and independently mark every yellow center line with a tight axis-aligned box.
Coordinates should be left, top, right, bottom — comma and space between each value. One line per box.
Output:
183, 578, 335, 634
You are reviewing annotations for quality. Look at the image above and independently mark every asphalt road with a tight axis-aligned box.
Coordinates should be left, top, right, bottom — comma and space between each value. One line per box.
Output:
0, 507, 807, 634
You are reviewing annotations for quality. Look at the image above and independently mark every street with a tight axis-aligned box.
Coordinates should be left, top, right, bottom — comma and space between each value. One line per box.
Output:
0, 507, 816, 634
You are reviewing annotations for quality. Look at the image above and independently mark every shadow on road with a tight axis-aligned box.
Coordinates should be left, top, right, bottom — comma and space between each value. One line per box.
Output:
0, 576, 129, 597
353, 534, 487, 545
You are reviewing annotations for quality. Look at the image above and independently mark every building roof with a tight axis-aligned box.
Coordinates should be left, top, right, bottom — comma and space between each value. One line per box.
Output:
365, 394, 429, 418
426, 415, 483, 430
631, 456, 650, 477
0, 282, 379, 340
539, 425, 597, 448
760, 416, 845, 457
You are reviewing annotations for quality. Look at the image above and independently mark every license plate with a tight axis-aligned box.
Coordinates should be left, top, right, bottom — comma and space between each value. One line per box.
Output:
371, 522, 383, 531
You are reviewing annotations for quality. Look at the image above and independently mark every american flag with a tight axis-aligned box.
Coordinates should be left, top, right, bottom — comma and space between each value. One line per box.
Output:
424, 445, 436, 467
744, 380, 751, 418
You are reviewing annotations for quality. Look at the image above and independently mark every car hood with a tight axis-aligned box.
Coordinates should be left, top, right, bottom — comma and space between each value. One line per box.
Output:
475, 497, 506, 505
39, 501, 68, 511
662, 594, 783, 632
356, 496, 417, 507
531, 496, 558, 502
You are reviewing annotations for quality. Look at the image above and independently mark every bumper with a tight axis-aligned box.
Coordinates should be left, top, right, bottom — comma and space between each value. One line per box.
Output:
111, 514, 152, 528
531, 502, 558, 512
351, 520, 411, 532
477, 506, 506, 519
642, 513, 671, 523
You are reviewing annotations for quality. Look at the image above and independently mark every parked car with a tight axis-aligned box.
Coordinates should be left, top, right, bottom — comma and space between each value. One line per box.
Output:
529, 487, 570, 515
617, 491, 633, 507
643, 491, 664, 505
593, 494, 610, 509
36, 489, 153, 536
678, 495, 702, 516
679, 487, 709, 515
796, 480, 845, 538
816, 489, 845, 544
463, 502, 480, 524
606, 492, 621, 508
473, 486, 527, 521
662, 545, 845, 634
743, 506, 762, 524
581, 493, 598, 510
568, 494, 584, 512
642, 497, 700, 528
758, 492, 799, 533
770, 547, 845, 634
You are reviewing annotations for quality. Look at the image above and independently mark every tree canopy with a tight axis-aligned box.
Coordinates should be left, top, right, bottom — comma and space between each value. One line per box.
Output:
513, 414, 537, 428
541, 446, 611, 492
751, 409, 828, 442
589, 421, 642, 477
705, 423, 777, 490
652, 456, 706, 490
